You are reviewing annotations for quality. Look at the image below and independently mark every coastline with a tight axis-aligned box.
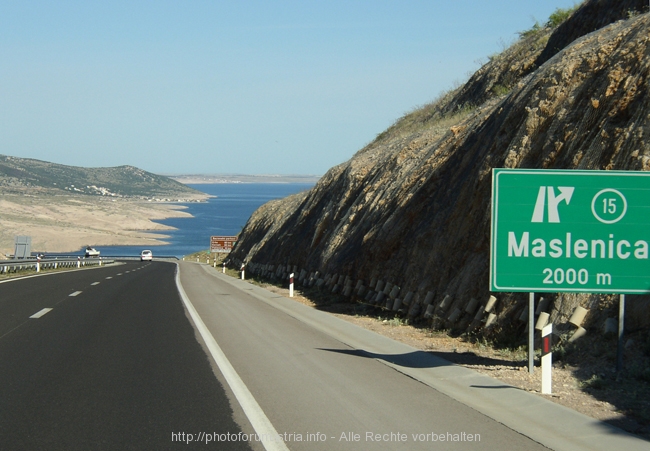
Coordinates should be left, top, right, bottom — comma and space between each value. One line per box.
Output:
170, 174, 321, 184
0, 194, 199, 256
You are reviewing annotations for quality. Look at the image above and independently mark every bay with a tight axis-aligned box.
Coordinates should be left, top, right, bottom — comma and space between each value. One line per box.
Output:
86, 183, 313, 258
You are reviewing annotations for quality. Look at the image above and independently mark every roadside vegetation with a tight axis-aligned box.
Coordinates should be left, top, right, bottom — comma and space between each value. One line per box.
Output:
518, 3, 581, 39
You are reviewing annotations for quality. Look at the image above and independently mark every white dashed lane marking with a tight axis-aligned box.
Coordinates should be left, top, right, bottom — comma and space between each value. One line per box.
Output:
91, 282, 100, 286
105, 277, 113, 279
30, 308, 53, 319
69, 291, 82, 297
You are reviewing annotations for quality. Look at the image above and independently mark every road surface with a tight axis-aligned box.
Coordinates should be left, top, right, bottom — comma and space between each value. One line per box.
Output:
2, 260, 646, 450
0, 261, 253, 450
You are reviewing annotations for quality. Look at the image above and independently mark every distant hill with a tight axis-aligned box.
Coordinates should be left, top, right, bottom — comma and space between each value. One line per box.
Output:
0, 154, 206, 200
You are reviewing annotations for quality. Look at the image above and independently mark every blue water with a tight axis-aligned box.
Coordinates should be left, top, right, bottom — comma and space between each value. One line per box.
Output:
74, 183, 314, 258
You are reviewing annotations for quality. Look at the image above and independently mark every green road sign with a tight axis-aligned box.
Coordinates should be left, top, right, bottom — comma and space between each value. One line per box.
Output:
490, 169, 650, 293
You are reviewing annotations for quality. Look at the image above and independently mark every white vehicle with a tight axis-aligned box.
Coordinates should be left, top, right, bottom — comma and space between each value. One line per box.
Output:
140, 250, 153, 261
85, 247, 100, 258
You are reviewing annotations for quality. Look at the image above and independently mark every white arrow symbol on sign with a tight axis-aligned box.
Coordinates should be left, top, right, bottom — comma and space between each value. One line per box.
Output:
531, 186, 574, 223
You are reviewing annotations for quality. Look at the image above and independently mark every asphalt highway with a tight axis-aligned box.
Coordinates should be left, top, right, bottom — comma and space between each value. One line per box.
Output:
5, 260, 641, 450
0, 261, 253, 451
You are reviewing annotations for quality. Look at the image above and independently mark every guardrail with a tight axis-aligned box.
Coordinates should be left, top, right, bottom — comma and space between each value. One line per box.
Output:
0, 257, 115, 275
0, 254, 181, 276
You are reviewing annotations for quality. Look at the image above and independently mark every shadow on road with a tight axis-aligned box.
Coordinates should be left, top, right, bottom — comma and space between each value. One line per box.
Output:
318, 347, 454, 369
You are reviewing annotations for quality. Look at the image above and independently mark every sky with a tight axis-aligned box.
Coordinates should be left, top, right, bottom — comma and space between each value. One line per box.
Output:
0, 1, 581, 176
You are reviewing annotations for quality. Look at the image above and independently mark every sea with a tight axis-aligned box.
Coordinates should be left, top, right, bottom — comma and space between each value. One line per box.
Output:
73, 183, 314, 258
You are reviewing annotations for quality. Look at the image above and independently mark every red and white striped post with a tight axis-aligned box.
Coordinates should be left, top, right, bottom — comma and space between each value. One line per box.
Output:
289, 273, 294, 297
541, 323, 553, 394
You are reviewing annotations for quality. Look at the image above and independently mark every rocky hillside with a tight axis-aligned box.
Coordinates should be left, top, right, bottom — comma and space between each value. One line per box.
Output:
230, 0, 650, 341
0, 154, 206, 200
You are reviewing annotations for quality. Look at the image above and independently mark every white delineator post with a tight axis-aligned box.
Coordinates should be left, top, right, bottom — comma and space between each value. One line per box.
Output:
289, 273, 294, 298
77, 256, 81, 268
241, 264, 245, 280
223, 262, 226, 274
36, 256, 41, 273
541, 323, 553, 394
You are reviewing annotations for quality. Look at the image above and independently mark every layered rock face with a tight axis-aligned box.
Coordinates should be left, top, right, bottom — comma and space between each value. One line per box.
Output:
231, 1, 650, 335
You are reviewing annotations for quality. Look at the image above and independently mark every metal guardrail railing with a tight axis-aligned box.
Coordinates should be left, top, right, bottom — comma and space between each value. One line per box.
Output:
0, 257, 115, 275
0, 254, 181, 276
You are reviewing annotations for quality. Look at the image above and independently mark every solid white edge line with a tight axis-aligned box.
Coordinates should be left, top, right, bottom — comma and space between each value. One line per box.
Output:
30, 308, 53, 318
174, 266, 289, 451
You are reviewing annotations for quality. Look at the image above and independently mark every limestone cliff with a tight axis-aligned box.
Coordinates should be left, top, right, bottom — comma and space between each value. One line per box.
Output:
231, 0, 650, 337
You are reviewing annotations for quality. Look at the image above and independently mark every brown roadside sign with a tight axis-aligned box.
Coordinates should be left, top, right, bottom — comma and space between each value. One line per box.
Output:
210, 236, 238, 253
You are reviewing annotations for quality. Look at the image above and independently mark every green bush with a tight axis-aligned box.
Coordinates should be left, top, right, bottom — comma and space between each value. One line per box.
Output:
552, 342, 572, 362
519, 4, 580, 39
518, 21, 542, 39
491, 84, 511, 97
581, 374, 609, 390
547, 4, 580, 28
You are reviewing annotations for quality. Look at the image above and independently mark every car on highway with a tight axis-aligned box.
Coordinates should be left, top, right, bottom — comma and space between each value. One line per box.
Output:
85, 247, 100, 258
140, 250, 153, 261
